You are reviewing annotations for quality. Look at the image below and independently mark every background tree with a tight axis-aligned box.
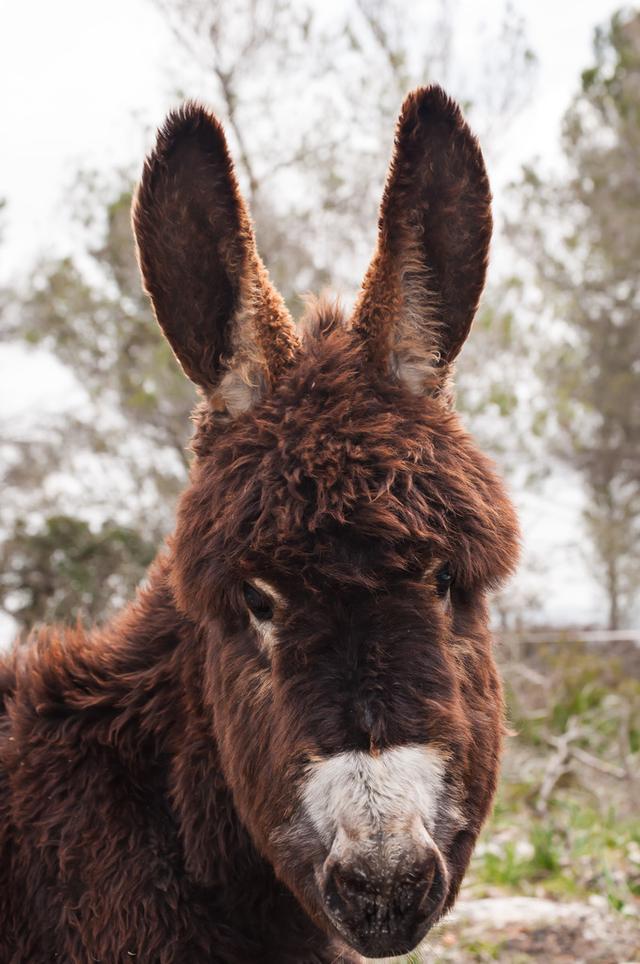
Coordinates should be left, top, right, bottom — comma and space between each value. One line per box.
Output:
0, 516, 156, 627
511, 9, 640, 628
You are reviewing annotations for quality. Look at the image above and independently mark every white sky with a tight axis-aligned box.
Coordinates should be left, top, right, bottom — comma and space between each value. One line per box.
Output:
0, 0, 631, 638
0, 0, 624, 274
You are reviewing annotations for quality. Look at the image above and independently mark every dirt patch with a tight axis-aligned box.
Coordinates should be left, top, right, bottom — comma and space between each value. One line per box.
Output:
424, 897, 640, 963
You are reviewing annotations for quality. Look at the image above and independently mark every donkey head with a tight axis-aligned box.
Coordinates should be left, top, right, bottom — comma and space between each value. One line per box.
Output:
133, 86, 519, 959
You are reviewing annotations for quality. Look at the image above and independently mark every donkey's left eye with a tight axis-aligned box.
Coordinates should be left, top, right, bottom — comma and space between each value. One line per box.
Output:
435, 563, 453, 598
242, 582, 274, 622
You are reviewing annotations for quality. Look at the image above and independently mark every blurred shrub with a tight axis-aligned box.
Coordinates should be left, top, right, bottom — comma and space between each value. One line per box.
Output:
469, 637, 640, 915
0, 515, 156, 628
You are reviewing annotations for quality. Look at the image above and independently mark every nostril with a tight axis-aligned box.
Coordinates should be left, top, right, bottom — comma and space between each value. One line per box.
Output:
326, 862, 373, 909
410, 854, 447, 923
389, 856, 433, 921
406, 857, 436, 891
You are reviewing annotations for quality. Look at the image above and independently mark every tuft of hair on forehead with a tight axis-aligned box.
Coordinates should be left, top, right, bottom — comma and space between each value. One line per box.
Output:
299, 295, 347, 341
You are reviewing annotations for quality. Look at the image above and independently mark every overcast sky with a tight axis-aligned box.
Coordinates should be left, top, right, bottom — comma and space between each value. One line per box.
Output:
0, 0, 624, 275
0, 0, 630, 638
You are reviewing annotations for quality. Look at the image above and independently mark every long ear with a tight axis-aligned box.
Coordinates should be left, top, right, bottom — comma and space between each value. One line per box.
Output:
351, 86, 492, 394
132, 103, 299, 414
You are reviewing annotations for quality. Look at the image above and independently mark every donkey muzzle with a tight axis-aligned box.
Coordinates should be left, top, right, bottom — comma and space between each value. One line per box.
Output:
318, 833, 448, 958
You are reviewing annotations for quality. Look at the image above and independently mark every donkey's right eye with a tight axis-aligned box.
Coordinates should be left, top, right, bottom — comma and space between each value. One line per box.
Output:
242, 582, 274, 622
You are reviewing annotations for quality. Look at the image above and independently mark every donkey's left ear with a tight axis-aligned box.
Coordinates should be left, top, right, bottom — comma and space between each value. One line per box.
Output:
351, 86, 492, 394
132, 103, 299, 415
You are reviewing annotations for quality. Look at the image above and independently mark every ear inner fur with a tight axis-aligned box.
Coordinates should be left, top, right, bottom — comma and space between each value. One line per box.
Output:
132, 102, 299, 407
351, 84, 493, 392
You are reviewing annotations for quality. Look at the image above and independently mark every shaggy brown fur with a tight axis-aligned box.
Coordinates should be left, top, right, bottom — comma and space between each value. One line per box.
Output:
0, 86, 519, 963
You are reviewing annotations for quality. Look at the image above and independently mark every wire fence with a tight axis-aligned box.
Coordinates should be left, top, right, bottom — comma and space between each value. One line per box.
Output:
501, 628, 640, 645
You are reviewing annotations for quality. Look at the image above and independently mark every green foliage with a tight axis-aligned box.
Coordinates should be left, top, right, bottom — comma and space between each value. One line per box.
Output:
0, 514, 156, 626
8, 181, 196, 444
476, 793, 640, 907
0, 177, 193, 627
510, 9, 640, 627
478, 841, 535, 890
470, 639, 640, 913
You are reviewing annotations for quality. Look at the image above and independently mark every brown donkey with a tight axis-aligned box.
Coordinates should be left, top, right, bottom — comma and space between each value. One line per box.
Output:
0, 86, 519, 962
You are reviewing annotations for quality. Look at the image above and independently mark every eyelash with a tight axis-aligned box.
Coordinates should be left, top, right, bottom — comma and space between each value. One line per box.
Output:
242, 582, 274, 622
434, 563, 453, 598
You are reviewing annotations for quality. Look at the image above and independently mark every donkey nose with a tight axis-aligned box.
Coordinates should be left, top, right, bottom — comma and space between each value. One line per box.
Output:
320, 842, 447, 958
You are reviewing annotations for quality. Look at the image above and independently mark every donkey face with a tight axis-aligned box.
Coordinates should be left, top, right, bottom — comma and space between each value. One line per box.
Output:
134, 87, 519, 959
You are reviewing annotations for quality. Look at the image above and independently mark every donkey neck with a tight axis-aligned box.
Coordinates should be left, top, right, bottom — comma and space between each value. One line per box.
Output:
99, 548, 254, 883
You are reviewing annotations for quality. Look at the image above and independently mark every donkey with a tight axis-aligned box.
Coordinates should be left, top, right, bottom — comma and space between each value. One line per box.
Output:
0, 86, 519, 962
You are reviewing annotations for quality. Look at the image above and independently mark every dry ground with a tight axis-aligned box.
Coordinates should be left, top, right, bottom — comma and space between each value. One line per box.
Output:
426, 895, 640, 962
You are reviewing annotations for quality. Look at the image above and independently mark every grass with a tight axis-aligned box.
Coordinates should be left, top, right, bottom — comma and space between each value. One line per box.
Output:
466, 639, 640, 915
472, 797, 640, 905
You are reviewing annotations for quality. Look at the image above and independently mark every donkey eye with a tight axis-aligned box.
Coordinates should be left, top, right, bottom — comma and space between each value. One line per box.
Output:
242, 582, 274, 622
435, 563, 453, 598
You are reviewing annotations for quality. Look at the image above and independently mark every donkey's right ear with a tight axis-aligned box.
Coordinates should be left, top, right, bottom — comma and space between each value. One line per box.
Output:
133, 104, 299, 412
